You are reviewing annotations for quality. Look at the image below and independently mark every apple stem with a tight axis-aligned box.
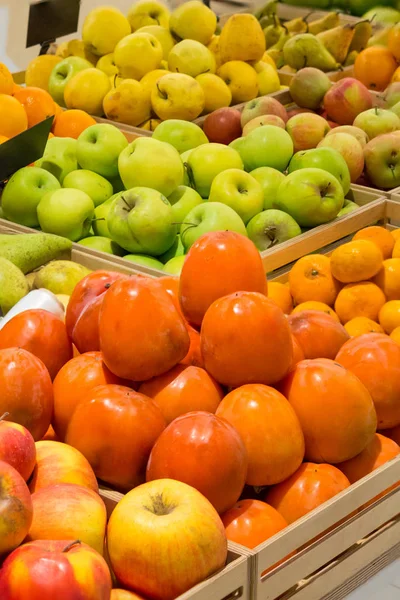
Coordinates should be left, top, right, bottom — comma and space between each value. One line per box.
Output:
0, 412, 9, 422
120, 195, 131, 211
156, 83, 168, 100
91, 218, 105, 222
184, 163, 197, 191
62, 540, 81, 553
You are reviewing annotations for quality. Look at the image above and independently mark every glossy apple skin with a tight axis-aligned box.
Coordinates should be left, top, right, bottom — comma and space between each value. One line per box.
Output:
324, 78, 373, 125
29, 440, 98, 493
0, 540, 112, 600
107, 479, 227, 600
0, 419, 36, 481
27, 483, 107, 555
0, 460, 33, 556
286, 113, 330, 152
203, 108, 242, 145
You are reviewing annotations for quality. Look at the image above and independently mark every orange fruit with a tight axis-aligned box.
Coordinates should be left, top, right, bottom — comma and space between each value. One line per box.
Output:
392, 66, 400, 83
373, 258, 400, 300
330, 240, 383, 284
289, 254, 341, 306
13, 86, 56, 128
337, 433, 400, 484
354, 47, 398, 91
353, 226, 394, 260
12, 82, 21, 95
388, 24, 400, 62
0, 63, 13, 95
334, 281, 386, 324
391, 238, 400, 259
52, 109, 97, 139
0, 135, 9, 144
391, 229, 400, 243
379, 300, 400, 334
390, 326, 400, 345
0, 94, 28, 137
344, 316, 384, 337
291, 301, 340, 321
267, 281, 293, 314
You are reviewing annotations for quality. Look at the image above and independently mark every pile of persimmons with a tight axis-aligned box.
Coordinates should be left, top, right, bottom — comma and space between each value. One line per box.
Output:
0, 227, 400, 552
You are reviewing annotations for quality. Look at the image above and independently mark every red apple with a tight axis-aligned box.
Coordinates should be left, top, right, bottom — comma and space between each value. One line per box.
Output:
240, 96, 288, 126
0, 413, 36, 481
324, 77, 373, 125
203, 108, 242, 144
0, 540, 112, 599
0, 460, 33, 556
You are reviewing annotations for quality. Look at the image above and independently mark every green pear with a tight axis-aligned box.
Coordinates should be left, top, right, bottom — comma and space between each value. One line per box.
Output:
0, 233, 72, 274
34, 261, 91, 295
283, 34, 339, 72
0, 258, 29, 314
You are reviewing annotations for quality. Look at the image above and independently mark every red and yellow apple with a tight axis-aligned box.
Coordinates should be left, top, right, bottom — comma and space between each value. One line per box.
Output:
0, 460, 33, 556
318, 132, 365, 182
323, 77, 373, 125
111, 590, 146, 600
0, 415, 36, 481
286, 113, 330, 152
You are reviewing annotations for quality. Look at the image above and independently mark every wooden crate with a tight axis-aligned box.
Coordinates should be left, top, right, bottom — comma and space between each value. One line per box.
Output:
99, 488, 251, 600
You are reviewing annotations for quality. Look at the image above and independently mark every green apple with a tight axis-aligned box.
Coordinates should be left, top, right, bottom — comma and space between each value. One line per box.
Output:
353, 108, 400, 140
364, 133, 400, 189
250, 167, 285, 210
48, 56, 93, 106
208, 168, 263, 224
37, 188, 95, 241
274, 168, 344, 228
124, 254, 165, 270
158, 235, 185, 263
78, 236, 125, 255
246, 209, 301, 251
229, 126, 293, 172
338, 199, 359, 217
180, 149, 193, 186
164, 255, 186, 275
186, 143, 243, 198
35, 137, 78, 184
180, 201, 247, 250
107, 187, 177, 255
391, 102, 400, 119
63, 170, 113, 206
77, 124, 128, 179
168, 185, 203, 222
288, 147, 351, 195
118, 138, 184, 197
108, 174, 125, 193
92, 194, 120, 237
152, 119, 209, 154
1, 167, 60, 227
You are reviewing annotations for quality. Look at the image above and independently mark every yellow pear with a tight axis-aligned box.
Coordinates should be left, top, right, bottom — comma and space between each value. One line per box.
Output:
140, 69, 171, 101
196, 73, 232, 113
169, 0, 216, 45
260, 51, 278, 70
128, 1, 170, 31
140, 118, 162, 131
219, 14, 266, 63
67, 40, 98, 64
251, 61, 280, 95
103, 79, 151, 126
97, 53, 118, 76
82, 6, 131, 56
217, 61, 259, 104
25, 55, 62, 91
109, 74, 124, 88
168, 40, 216, 77
64, 68, 111, 116
56, 42, 69, 59
207, 35, 222, 69
114, 32, 163, 79
151, 73, 205, 121
136, 25, 175, 59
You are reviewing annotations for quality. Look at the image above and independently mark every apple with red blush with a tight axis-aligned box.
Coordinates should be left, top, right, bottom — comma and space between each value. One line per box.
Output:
203, 108, 242, 145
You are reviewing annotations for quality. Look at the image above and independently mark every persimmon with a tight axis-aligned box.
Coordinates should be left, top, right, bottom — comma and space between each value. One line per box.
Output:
180, 325, 204, 368
288, 254, 340, 306
288, 310, 349, 359
265, 463, 351, 524
0, 348, 53, 441
216, 384, 305, 486
201, 292, 293, 387
384, 424, 400, 445
373, 259, 400, 301
0, 309, 72, 379
66, 385, 165, 491
281, 359, 377, 463
52, 351, 123, 441
146, 411, 247, 514
221, 499, 288, 549
336, 334, 400, 429
139, 364, 223, 424
99, 277, 190, 381
179, 231, 266, 327
291, 334, 305, 367
337, 433, 400, 483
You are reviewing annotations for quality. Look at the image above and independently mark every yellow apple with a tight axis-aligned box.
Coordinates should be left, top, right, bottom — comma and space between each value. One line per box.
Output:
251, 61, 280, 95
196, 73, 232, 113
64, 68, 111, 116
97, 54, 118, 77
140, 69, 170, 101
207, 35, 222, 69
217, 61, 259, 104
103, 79, 151, 127
114, 33, 163, 80
25, 55, 62, 91
82, 6, 131, 56
136, 25, 175, 59
168, 40, 216, 78
67, 40, 98, 64
169, 0, 217, 45
109, 75, 124, 88
151, 73, 205, 121
128, 0, 170, 31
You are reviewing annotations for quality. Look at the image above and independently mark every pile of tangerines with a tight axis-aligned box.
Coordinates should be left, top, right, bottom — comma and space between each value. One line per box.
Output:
0, 62, 97, 143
